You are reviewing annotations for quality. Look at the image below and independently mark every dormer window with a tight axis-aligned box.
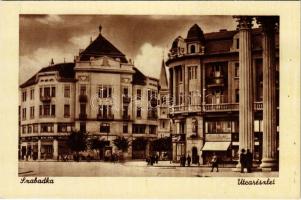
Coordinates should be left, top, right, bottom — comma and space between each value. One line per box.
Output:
190, 45, 195, 53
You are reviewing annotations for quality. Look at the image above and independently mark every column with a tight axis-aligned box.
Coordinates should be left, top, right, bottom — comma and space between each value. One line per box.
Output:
169, 68, 173, 105
184, 65, 189, 108
234, 16, 254, 164
257, 16, 278, 170
38, 139, 41, 160
173, 68, 177, 105
53, 139, 58, 160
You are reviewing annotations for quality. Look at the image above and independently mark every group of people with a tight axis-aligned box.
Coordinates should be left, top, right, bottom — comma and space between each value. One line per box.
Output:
180, 154, 192, 167
240, 149, 253, 173
146, 154, 159, 166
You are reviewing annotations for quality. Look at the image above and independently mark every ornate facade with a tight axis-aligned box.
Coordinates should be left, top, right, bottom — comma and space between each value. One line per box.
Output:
165, 16, 279, 170
19, 26, 159, 160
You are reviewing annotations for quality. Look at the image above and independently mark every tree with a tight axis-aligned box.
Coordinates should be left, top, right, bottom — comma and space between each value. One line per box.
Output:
67, 130, 87, 161
113, 136, 129, 152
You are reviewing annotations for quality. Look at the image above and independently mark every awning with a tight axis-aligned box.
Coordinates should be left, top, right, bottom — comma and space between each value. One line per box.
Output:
201, 142, 230, 151
232, 141, 260, 146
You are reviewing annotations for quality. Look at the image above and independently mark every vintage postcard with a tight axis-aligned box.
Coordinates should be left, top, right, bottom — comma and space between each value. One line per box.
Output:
0, 1, 300, 198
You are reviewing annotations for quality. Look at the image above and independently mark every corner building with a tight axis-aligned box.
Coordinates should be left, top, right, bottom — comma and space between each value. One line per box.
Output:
19, 26, 159, 160
166, 18, 279, 169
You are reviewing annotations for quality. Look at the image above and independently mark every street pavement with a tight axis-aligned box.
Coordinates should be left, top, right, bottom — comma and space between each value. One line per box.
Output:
19, 160, 279, 177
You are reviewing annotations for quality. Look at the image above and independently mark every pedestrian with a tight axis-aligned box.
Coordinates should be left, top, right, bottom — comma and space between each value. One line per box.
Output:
246, 149, 253, 173
211, 153, 219, 172
187, 154, 191, 167
183, 155, 187, 167
240, 149, 246, 173
155, 153, 159, 164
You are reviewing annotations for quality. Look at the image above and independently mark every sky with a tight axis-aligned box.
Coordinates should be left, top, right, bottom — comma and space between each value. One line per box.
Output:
19, 15, 237, 84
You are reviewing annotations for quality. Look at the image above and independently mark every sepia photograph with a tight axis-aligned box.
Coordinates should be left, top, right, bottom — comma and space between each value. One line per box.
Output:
18, 14, 279, 177
0, 1, 300, 198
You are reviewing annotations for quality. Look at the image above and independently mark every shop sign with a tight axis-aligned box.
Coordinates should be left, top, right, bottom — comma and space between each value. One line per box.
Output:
206, 134, 231, 142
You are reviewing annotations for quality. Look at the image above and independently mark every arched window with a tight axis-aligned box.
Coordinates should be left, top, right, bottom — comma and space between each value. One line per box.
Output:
190, 45, 195, 53
192, 118, 198, 134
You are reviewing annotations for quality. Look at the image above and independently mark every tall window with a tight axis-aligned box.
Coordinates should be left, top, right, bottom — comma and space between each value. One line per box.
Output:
236, 38, 239, 49
33, 124, 39, 133
30, 89, 34, 100
22, 91, 27, 102
22, 108, 26, 120
123, 87, 128, 96
27, 125, 32, 134
235, 89, 239, 103
22, 125, 27, 134
80, 85, 86, 95
123, 124, 128, 133
44, 87, 50, 97
51, 87, 56, 97
149, 125, 157, 134
64, 85, 70, 98
80, 122, 86, 133
136, 106, 141, 118
64, 104, 70, 117
123, 105, 128, 117
137, 89, 141, 100
43, 105, 50, 116
235, 63, 239, 77
51, 105, 55, 116
132, 124, 146, 134
98, 85, 112, 98
30, 106, 35, 118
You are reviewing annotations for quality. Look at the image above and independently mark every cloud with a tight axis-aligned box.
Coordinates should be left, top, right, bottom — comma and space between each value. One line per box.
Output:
134, 43, 168, 79
19, 47, 76, 84
36, 15, 63, 24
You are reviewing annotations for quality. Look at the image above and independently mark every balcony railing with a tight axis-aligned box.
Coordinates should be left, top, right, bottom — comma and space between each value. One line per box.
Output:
40, 96, 52, 102
123, 96, 131, 104
169, 102, 265, 114
79, 94, 88, 102
97, 114, 114, 120
79, 113, 87, 120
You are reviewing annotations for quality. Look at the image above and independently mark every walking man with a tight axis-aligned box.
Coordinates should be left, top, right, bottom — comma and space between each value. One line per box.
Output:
211, 153, 219, 172
240, 149, 246, 173
187, 154, 191, 167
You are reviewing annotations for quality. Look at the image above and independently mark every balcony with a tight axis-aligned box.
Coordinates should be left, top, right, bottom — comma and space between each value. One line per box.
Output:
40, 96, 52, 103
97, 114, 114, 121
79, 94, 88, 102
122, 115, 131, 120
123, 96, 131, 104
169, 102, 265, 114
79, 113, 87, 120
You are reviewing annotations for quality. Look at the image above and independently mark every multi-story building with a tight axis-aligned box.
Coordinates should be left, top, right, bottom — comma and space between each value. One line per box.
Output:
19, 25, 159, 160
165, 17, 279, 170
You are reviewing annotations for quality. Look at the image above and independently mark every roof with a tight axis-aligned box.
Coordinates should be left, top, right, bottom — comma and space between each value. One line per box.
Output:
79, 33, 128, 63
132, 67, 147, 85
159, 59, 168, 90
20, 62, 75, 88
186, 24, 205, 43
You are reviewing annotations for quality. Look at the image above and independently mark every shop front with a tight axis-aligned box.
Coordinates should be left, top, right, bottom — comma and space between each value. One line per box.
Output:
171, 134, 186, 162
201, 133, 233, 164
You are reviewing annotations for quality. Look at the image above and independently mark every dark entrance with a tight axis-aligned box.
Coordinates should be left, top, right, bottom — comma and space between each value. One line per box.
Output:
192, 147, 198, 164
